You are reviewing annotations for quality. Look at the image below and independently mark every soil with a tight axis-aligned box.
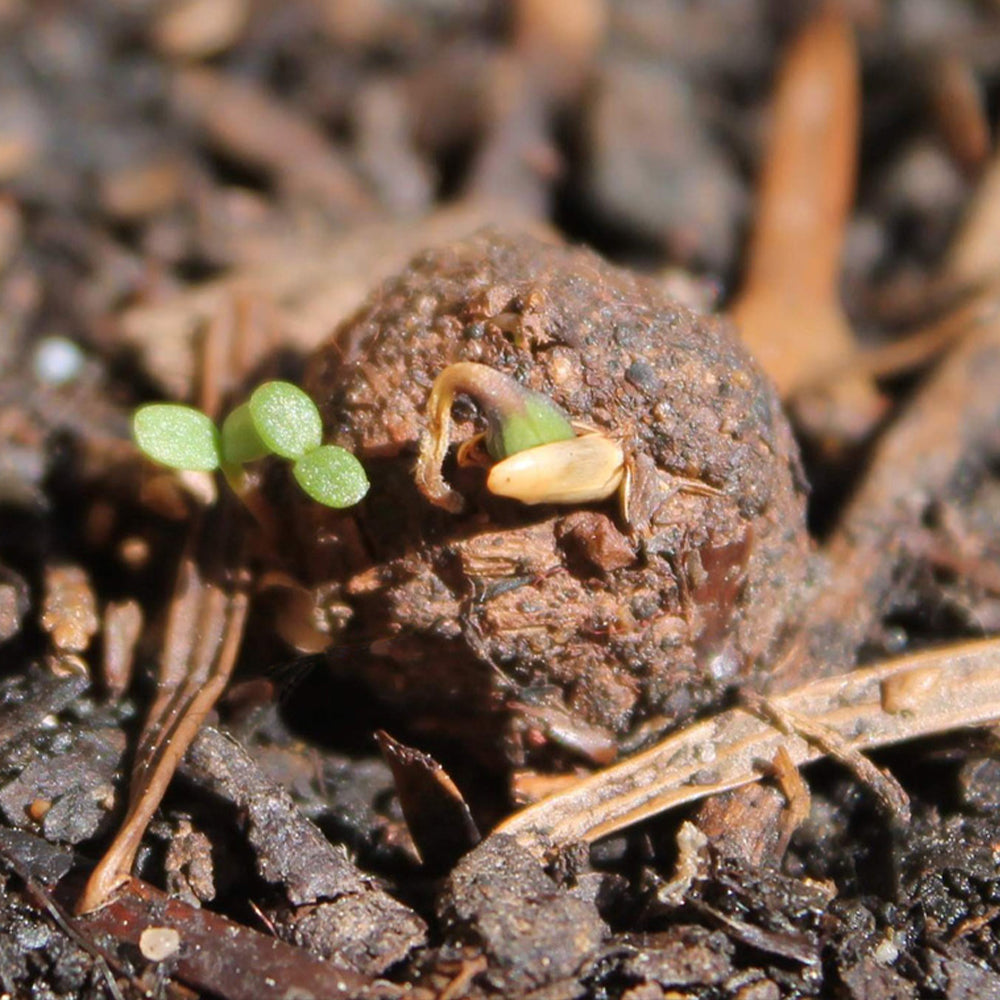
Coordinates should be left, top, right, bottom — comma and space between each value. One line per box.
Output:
0, 2, 999, 999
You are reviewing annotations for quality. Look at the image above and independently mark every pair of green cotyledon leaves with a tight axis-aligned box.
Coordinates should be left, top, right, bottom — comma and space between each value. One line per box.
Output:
132, 381, 368, 508
133, 374, 577, 509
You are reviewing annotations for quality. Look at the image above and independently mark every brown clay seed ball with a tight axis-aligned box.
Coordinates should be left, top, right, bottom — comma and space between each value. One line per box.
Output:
304, 231, 810, 768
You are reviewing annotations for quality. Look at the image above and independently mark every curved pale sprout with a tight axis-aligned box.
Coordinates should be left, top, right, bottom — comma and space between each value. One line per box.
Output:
415, 363, 493, 512
416, 362, 575, 513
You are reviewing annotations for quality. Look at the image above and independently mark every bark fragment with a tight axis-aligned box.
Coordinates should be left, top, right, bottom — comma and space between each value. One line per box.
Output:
437, 833, 607, 993
183, 725, 427, 975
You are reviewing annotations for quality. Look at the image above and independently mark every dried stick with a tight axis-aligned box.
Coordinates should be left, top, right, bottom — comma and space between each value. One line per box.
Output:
729, 6, 883, 443
495, 637, 1000, 851
73, 876, 375, 1000
79, 532, 249, 914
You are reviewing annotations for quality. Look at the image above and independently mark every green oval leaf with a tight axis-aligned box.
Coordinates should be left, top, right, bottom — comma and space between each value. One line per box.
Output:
293, 446, 369, 508
132, 404, 220, 471
248, 381, 323, 460
220, 403, 269, 466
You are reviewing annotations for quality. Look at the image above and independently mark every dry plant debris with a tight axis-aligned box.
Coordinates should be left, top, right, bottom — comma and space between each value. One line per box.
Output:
729, 7, 885, 448
40, 565, 100, 657
496, 637, 1000, 849
779, 310, 1000, 684
73, 875, 381, 1000
79, 513, 250, 914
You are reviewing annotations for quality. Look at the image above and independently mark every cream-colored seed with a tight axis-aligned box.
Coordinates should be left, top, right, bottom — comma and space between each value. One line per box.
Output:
486, 434, 625, 505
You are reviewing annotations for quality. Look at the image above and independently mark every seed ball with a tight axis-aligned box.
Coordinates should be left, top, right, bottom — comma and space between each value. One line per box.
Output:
303, 231, 810, 768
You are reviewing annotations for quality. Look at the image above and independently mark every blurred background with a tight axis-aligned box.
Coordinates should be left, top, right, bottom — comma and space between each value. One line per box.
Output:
0, 0, 996, 391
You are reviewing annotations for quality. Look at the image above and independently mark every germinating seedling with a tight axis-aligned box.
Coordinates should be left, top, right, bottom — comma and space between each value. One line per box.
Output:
414, 362, 726, 522
132, 381, 369, 509
415, 361, 628, 514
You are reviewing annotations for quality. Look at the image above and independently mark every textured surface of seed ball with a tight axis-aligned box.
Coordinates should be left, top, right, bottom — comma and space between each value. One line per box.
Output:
303, 230, 811, 768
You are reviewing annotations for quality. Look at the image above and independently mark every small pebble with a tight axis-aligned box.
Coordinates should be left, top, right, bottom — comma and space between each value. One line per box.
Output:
13, 916, 51, 950
139, 926, 181, 962
26, 798, 51, 822
33, 336, 85, 386
874, 931, 899, 965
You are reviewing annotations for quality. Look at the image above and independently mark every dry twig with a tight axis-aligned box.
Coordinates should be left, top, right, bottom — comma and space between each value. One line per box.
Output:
495, 637, 1000, 851
729, 6, 884, 443
73, 876, 377, 1000
79, 520, 249, 913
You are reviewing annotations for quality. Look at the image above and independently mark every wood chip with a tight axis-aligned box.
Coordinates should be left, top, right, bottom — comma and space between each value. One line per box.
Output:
40, 564, 99, 656
100, 599, 142, 700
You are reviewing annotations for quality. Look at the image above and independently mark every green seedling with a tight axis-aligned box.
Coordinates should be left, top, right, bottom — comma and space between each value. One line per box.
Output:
416, 361, 588, 513
293, 445, 369, 508
221, 381, 323, 464
132, 381, 369, 510
413, 362, 724, 521
132, 404, 221, 472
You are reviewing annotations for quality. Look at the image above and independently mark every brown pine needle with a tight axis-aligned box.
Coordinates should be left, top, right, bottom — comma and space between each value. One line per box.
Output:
730, 6, 884, 440
792, 280, 1000, 389
78, 538, 249, 914
743, 689, 910, 823
495, 636, 1000, 852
